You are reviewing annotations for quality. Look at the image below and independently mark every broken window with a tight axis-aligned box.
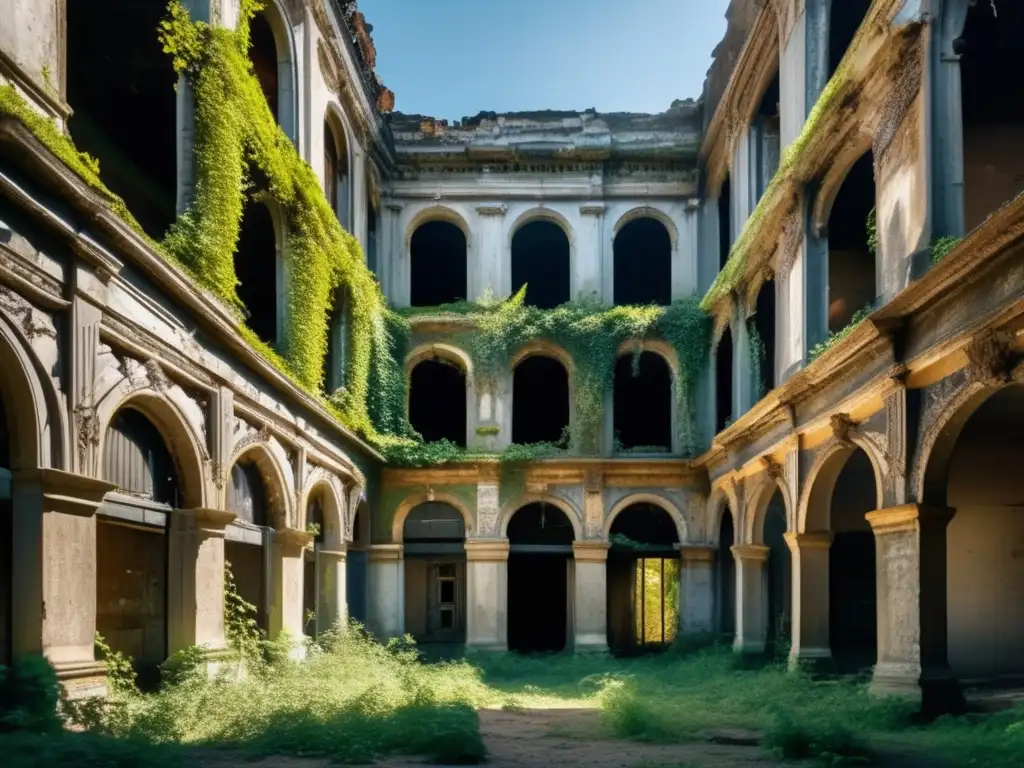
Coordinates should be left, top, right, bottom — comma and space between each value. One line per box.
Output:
408, 359, 466, 446
227, 459, 270, 631
410, 221, 468, 307
715, 327, 734, 434
827, 152, 876, 333
403, 503, 466, 644
718, 175, 732, 269
959, 0, 1024, 231
507, 503, 574, 653
511, 221, 570, 309
607, 504, 680, 654
752, 280, 776, 398
828, 0, 872, 77
512, 356, 570, 445
235, 196, 280, 346
613, 218, 672, 306
613, 352, 673, 453
66, 0, 177, 239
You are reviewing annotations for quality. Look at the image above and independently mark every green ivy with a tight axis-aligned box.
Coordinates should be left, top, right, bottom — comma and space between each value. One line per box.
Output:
931, 235, 960, 265
807, 303, 874, 363
224, 560, 262, 666
747, 318, 766, 403
94, 633, 137, 696
866, 207, 877, 256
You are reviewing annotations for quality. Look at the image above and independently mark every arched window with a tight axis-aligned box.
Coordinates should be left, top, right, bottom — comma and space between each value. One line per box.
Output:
0, 396, 12, 665
511, 220, 570, 309
403, 502, 466, 644
512, 356, 569, 445
303, 493, 325, 636
751, 281, 776, 398
66, 0, 177, 239
718, 175, 732, 270
409, 359, 466, 446
828, 0, 872, 77
228, 460, 269, 528
410, 221, 467, 307
226, 458, 271, 631
827, 152, 876, 333
613, 352, 673, 453
367, 183, 379, 276
718, 508, 735, 639
235, 196, 280, 346
607, 504, 680, 654
102, 408, 180, 506
324, 116, 350, 228
250, 11, 280, 121
753, 72, 781, 203
716, 327, 734, 434
613, 218, 672, 306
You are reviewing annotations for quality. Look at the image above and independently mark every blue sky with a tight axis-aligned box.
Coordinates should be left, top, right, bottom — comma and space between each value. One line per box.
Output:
360, 0, 730, 121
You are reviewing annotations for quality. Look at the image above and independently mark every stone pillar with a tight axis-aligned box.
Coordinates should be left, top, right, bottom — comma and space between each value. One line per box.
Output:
270, 528, 313, 646
572, 542, 608, 652
465, 539, 508, 650
473, 204, 507, 300
11, 469, 115, 697
785, 531, 833, 667
317, 547, 348, 632
732, 544, 769, 653
866, 505, 961, 710
352, 149, 368, 250
577, 204, 605, 300
679, 546, 716, 634
368, 544, 404, 639
168, 507, 236, 656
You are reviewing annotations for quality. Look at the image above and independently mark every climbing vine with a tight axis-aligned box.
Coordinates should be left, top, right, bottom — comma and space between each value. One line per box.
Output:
747, 319, 766, 402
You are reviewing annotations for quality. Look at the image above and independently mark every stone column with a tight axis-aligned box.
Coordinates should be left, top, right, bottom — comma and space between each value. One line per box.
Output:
270, 528, 313, 647
168, 507, 236, 657
352, 148, 368, 249
368, 544, 404, 639
317, 546, 348, 632
474, 204, 507, 300
572, 542, 609, 652
785, 531, 833, 667
679, 546, 716, 634
866, 505, 961, 710
465, 539, 508, 650
11, 469, 115, 697
732, 544, 769, 653
577, 204, 605, 300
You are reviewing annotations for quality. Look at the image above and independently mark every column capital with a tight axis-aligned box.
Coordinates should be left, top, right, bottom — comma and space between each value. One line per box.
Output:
731, 544, 770, 562
317, 547, 348, 562
866, 504, 954, 535
276, 527, 314, 553
14, 468, 117, 517
784, 531, 834, 551
465, 539, 510, 562
187, 507, 237, 531
677, 544, 717, 562
368, 543, 404, 562
572, 541, 610, 562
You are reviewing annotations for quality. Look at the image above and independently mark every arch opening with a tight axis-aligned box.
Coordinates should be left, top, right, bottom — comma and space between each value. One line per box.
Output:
614, 218, 672, 306
607, 503, 680, 655
403, 502, 467, 645
828, 0, 872, 77
409, 359, 467, 447
66, 0, 177, 240
302, 492, 326, 637
752, 281, 776, 399
754, 72, 781, 203
324, 117, 350, 228
97, 407, 177, 687
959, 0, 1024, 232
715, 327, 734, 434
410, 221, 467, 307
507, 502, 574, 653
0, 395, 11, 666
250, 11, 280, 122
718, 507, 735, 640
827, 152, 876, 333
235, 196, 280, 347
512, 356, 570, 446
719, 174, 732, 270
763, 490, 790, 649
226, 458, 272, 632
347, 501, 371, 625
613, 352, 673, 453
511, 220, 570, 309
367, 186, 379, 277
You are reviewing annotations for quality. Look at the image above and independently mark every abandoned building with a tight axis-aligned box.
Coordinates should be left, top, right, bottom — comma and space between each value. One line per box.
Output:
1, 0, 1023, 711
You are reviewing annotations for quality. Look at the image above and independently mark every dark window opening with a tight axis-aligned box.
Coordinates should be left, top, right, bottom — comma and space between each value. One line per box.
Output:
829, 449, 877, 670
752, 281, 776, 398
828, 0, 872, 77
347, 503, 370, 624
103, 408, 180, 506
715, 328, 734, 434
718, 510, 735, 638
226, 459, 269, 632
324, 123, 339, 217
828, 152, 876, 333
613, 218, 672, 306
410, 221, 467, 306
613, 352, 673, 452
250, 12, 279, 120
718, 175, 732, 270
367, 196, 379, 276
959, 0, 1024, 232
228, 460, 269, 528
755, 73, 781, 202
0, 396, 11, 666
764, 493, 790, 648
235, 197, 279, 346
323, 288, 349, 394
66, 0, 177, 239
403, 503, 466, 644
511, 221, 570, 309
512, 356, 569, 445
303, 494, 324, 636
409, 359, 466, 446
507, 503, 573, 653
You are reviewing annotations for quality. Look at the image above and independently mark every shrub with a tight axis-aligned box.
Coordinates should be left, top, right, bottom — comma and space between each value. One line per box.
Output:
0, 655, 62, 733
764, 713, 872, 765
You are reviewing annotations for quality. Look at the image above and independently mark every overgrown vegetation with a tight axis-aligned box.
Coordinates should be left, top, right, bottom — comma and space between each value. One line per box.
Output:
808, 303, 875, 363
931, 235, 961, 265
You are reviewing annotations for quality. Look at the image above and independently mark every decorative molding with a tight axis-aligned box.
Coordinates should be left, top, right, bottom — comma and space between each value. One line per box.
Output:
830, 413, 858, 447
965, 330, 1018, 387
475, 203, 508, 217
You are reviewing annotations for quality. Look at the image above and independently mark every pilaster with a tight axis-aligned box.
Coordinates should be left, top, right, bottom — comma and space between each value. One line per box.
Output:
315, 547, 348, 632
731, 544, 770, 653
578, 203, 605, 301
465, 539, 509, 650
270, 527, 314, 646
679, 546, 717, 634
368, 544, 404, 639
572, 542, 609, 652
474, 204, 507, 300
785, 531, 833, 667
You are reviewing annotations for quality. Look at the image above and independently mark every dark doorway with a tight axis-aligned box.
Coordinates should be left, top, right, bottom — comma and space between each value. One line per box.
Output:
250, 11, 279, 120
718, 509, 735, 640
347, 502, 370, 624
235, 197, 279, 346
512, 356, 570, 445
828, 450, 876, 669
959, 0, 1024, 231
403, 503, 467, 646
829, 0, 872, 76
716, 327, 734, 434
764, 492, 790, 649
512, 221, 570, 309
607, 504, 680, 655
410, 221, 467, 306
719, 175, 732, 269
409, 359, 466, 446
507, 503, 574, 653
66, 0, 177, 239
226, 459, 270, 632
613, 218, 672, 306
303, 494, 325, 637
613, 352, 673, 453
828, 152, 876, 332
752, 281, 776, 398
